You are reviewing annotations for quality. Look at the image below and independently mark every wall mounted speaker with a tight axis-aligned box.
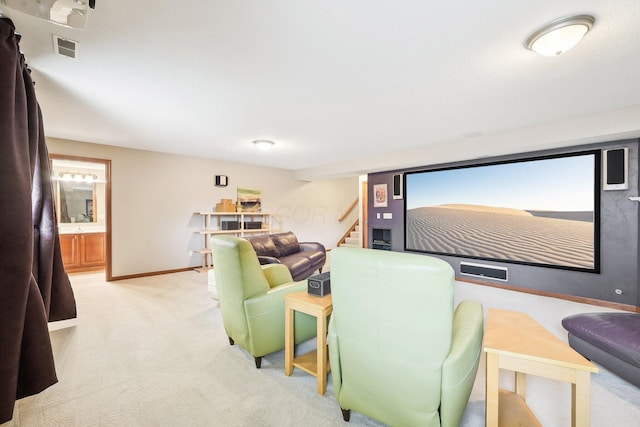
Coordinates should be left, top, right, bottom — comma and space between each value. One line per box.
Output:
603, 148, 628, 191
392, 174, 403, 199
460, 262, 508, 281
215, 175, 228, 187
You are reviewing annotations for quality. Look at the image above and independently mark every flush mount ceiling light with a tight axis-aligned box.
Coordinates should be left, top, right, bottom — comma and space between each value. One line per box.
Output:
253, 140, 275, 151
525, 15, 595, 56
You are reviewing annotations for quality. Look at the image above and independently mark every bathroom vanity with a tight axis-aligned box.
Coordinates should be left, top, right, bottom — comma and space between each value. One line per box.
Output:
59, 230, 106, 273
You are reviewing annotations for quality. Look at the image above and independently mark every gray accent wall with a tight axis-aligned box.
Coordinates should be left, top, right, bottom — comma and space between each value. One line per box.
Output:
368, 139, 639, 306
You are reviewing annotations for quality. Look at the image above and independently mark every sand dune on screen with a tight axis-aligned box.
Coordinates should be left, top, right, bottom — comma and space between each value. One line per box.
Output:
406, 204, 594, 269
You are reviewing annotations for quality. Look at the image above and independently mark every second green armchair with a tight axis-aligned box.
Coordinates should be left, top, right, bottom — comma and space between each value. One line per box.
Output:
211, 235, 317, 368
328, 247, 484, 427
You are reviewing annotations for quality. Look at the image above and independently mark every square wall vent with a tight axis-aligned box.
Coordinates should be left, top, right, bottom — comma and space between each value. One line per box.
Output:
53, 35, 79, 59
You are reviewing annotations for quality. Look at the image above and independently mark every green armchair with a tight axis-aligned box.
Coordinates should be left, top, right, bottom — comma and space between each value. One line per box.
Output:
328, 247, 484, 427
211, 235, 317, 368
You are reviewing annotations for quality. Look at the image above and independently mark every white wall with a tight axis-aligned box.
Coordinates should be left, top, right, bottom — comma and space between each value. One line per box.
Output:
47, 138, 359, 278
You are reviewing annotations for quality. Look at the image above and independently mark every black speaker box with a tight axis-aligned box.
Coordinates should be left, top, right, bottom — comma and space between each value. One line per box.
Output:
307, 272, 331, 297
244, 221, 262, 230
392, 174, 403, 199
603, 148, 628, 191
221, 221, 240, 230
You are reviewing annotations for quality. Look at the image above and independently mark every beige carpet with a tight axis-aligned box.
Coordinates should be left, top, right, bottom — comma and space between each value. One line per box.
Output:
3, 270, 640, 426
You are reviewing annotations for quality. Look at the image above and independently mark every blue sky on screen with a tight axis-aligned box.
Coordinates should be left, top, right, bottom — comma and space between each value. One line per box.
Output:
406, 154, 595, 212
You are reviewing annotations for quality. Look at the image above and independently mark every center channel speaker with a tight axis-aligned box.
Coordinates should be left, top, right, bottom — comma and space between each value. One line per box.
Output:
460, 262, 508, 281
603, 148, 628, 191
392, 174, 403, 199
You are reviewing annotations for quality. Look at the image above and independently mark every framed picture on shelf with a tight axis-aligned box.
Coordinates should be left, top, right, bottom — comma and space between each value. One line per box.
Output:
373, 183, 388, 208
237, 187, 262, 212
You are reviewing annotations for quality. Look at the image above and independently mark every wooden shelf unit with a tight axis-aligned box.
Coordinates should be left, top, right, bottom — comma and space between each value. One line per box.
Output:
193, 211, 273, 272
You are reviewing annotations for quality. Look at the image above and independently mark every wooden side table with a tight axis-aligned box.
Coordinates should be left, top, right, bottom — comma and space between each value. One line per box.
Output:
285, 291, 333, 395
484, 309, 598, 427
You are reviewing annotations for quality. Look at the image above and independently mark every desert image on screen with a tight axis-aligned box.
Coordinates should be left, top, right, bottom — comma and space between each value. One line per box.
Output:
405, 153, 596, 270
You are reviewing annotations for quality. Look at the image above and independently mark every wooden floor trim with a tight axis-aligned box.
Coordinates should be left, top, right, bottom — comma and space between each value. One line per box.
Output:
457, 276, 640, 313
109, 267, 193, 281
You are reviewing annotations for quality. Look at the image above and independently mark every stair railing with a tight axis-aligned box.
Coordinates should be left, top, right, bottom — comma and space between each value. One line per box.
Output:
336, 219, 360, 248
338, 199, 359, 222
335, 199, 360, 247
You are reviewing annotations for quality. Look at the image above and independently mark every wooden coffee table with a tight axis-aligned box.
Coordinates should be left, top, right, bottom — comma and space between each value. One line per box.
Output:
284, 291, 333, 395
484, 309, 598, 427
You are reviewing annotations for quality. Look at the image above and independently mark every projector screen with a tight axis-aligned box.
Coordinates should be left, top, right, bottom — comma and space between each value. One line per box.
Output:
404, 150, 601, 273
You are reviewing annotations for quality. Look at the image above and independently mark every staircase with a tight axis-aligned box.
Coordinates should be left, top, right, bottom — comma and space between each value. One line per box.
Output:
336, 199, 361, 248
338, 222, 361, 248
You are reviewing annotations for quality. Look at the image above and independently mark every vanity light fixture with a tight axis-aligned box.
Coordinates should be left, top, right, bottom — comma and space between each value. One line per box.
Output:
253, 140, 275, 151
525, 15, 595, 56
59, 172, 97, 182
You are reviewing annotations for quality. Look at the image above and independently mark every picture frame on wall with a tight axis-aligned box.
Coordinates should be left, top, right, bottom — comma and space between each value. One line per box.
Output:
373, 183, 388, 208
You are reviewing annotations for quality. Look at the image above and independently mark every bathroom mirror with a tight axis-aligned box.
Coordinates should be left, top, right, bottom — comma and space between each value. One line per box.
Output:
51, 158, 106, 225
58, 180, 95, 223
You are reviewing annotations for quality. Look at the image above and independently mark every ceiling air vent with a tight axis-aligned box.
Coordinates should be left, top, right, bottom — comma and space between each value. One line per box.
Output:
53, 35, 79, 59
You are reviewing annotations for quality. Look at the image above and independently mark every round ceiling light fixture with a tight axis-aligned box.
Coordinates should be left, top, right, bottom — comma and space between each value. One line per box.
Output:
525, 15, 595, 56
253, 140, 275, 151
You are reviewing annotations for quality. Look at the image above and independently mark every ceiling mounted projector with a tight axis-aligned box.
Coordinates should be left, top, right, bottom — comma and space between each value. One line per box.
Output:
0, 0, 96, 29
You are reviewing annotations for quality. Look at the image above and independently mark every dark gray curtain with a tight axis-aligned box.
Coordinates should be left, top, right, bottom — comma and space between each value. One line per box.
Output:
1, 18, 77, 423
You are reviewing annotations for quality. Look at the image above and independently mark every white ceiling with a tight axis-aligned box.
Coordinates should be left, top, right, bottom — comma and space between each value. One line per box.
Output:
3, 1, 640, 180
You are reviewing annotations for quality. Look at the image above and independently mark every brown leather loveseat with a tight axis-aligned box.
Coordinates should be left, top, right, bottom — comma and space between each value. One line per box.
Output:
245, 231, 326, 281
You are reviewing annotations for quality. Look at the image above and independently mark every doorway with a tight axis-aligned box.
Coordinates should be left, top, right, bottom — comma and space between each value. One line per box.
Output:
50, 155, 112, 280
